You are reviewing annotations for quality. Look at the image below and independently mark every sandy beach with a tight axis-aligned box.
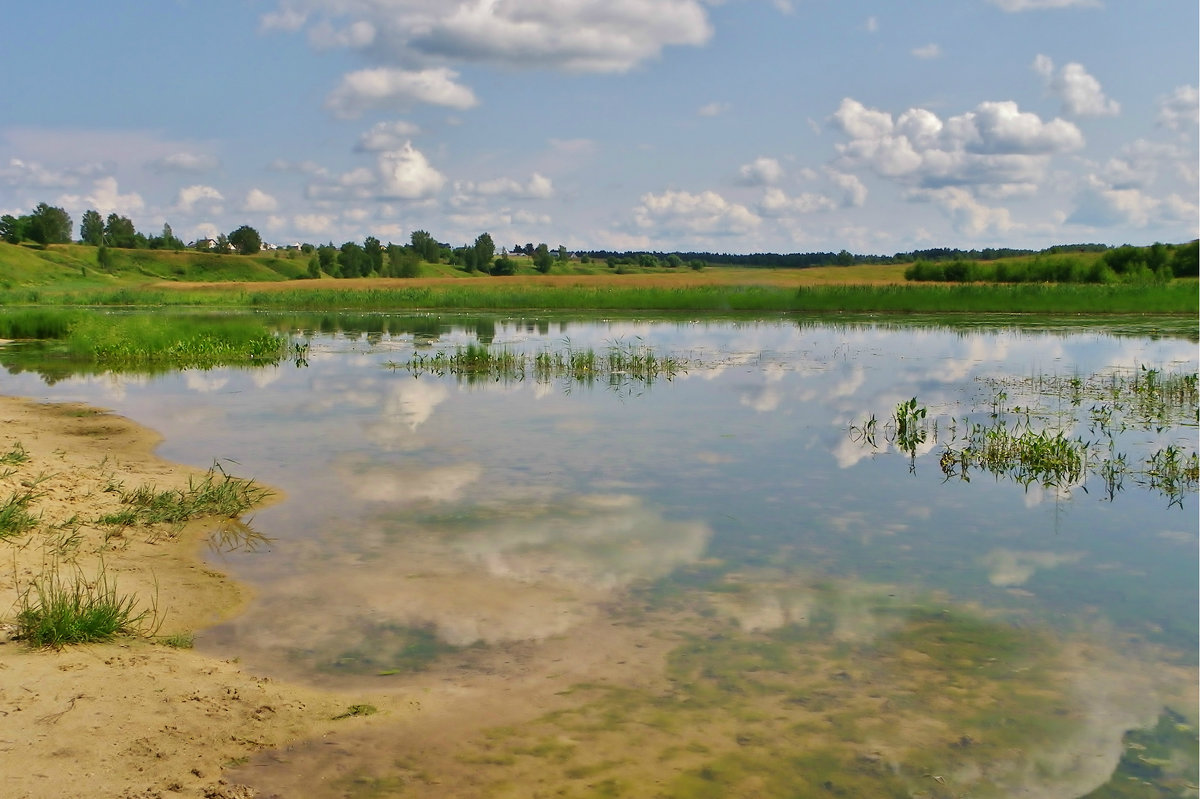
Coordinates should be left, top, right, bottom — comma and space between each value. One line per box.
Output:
0, 395, 383, 799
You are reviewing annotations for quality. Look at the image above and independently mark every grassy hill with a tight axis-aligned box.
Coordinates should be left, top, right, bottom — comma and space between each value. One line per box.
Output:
0, 243, 317, 289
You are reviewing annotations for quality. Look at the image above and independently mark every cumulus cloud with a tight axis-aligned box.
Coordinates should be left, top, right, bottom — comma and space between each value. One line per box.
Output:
698, 102, 730, 117
737, 157, 784, 186
1158, 85, 1199, 134
827, 169, 868, 207
758, 187, 835, 216
355, 120, 422, 152
908, 186, 1016, 236
242, 188, 279, 213
453, 172, 554, 203
1, 158, 105, 189
325, 67, 478, 118
377, 142, 446, 200
911, 43, 941, 59
174, 184, 224, 214
293, 213, 337, 235
1068, 175, 1199, 229
831, 97, 1083, 193
265, 0, 713, 74
148, 152, 220, 173
634, 190, 760, 237
1033, 55, 1120, 117
989, 0, 1100, 10
57, 176, 145, 217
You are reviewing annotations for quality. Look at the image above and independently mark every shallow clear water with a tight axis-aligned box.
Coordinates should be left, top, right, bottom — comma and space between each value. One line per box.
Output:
2, 314, 1196, 797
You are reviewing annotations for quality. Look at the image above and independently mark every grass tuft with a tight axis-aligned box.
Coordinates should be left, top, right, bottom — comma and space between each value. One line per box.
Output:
16, 563, 150, 647
98, 463, 272, 532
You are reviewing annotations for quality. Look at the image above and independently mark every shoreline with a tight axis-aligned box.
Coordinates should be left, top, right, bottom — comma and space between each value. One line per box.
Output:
0, 394, 378, 799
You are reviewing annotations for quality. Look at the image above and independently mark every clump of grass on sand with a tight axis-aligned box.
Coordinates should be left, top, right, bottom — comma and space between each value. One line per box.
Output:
16, 562, 151, 647
97, 463, 272, 533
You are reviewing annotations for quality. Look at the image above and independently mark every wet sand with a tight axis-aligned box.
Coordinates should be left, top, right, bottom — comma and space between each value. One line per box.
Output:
0, 395, 375, 798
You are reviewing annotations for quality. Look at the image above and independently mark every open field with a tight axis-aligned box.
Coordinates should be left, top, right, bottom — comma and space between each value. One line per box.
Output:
1, 242, 1196, 315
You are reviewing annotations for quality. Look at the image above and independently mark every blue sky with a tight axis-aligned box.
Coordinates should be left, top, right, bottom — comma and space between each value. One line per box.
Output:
1, 0, 1196, 254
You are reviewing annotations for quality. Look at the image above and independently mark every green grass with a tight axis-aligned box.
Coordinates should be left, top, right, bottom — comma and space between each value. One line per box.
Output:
97, 464, 272, 532
2, 280, 1197, 315
0, 486, 41, 539
16, 563, 150, 647
0, 309, 304, 371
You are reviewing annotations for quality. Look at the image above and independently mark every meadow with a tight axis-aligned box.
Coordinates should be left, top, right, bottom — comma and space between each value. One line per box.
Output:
1, 241, 1195, 316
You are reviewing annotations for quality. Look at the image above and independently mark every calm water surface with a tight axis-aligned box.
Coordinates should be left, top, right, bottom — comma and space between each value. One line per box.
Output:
2, 315, 1196, 797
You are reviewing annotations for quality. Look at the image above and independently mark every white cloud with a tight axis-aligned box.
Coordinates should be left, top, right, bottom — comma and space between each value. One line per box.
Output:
293, 213, 337, 235
174, 184, 224, 214
1158, 85, 1199, 134
1033, 55, 1119, 117
864, 16, 879, 32
698, 102, 730, 117
57, 176, 145, 217
268, 0, 713, 74
989, 0, 1100, 10
309, 19, 376, 50
908, 186, 1016, 236
831, 98, 1083, 194
634, 190, 760, 237
1068, 175, 1199, 229
1, 158, 104, 190
758, 187, 835, 216
454, 172, 554, 203
325, 67, 478, 118
242, 188, 280, 213
148, 152, 220, 173
737, 157, 784, 186
355, 120, 422, 152
377, 142, 446, 200
911, 43, 941, 59
826, 169, 868, 207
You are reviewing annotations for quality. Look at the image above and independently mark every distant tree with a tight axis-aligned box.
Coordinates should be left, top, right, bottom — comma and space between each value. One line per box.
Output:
637, 253, 659, 268
411, 230, 440, 263
338, 241, 367, 277
557, 245, 569, 263
835, 249, 854, 266
316, 244, 338, 275
27, 203, 72, 245
490, 255, 516, 276
473, 232, 495, 271
0, 214, 24, 244
80, 209, 104, 245
307, 255, 322, 279
388, 243, 420, 278
214, 233, 232, 254
228, 225, 262, 255
1171, 240, 1199, 277
533, 243, 553, 274
665, 254, 683, 268
104, 213, 138, 248
300, 242, 315, 254
364, 236, 383, 275
523, 243, 535, 256
97, 245, 114, 270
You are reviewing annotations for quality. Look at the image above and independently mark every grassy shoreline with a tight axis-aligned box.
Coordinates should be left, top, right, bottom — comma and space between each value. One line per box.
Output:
2, 280, 1196, 315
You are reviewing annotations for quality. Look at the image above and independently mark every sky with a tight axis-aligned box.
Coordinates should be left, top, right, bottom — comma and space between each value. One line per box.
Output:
1, 0, 1196, 255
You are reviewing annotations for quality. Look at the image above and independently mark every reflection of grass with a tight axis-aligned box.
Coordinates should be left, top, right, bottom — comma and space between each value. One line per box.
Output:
392, 341, 682, 388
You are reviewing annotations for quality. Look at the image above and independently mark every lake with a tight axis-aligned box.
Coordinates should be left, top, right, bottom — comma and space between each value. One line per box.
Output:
2, 313, 1196, 797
